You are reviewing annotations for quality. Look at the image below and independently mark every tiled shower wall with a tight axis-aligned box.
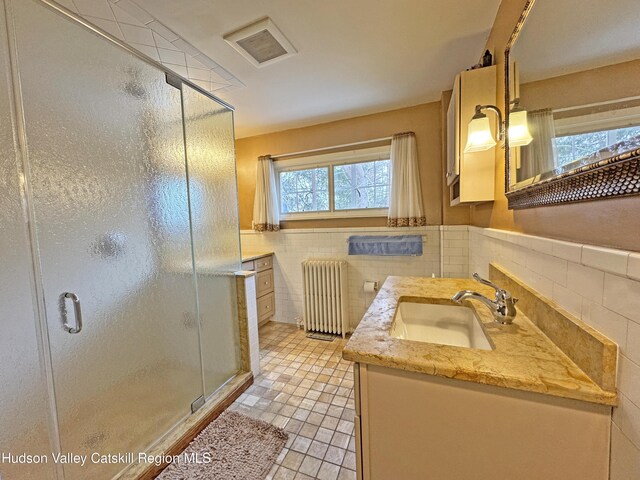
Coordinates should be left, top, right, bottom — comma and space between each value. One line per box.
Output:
469, 225, 640, 479
241, 227, 441, 330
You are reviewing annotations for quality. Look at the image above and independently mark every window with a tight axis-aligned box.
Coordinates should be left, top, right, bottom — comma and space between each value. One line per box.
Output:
279, 167, 329, 213
334, 160, 390, 210
552, 102, 640, 168
276, 146, 391, 219
554, 125, 640, 167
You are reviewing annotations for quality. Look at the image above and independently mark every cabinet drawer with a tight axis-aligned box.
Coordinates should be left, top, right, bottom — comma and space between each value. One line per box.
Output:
241, 260, 254, 271
254, 255, 273, 272
256, 269, 274, 296
257, 292, 275, 320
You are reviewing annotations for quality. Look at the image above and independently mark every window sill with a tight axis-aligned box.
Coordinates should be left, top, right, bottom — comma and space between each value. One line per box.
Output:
280, 208, 388, 221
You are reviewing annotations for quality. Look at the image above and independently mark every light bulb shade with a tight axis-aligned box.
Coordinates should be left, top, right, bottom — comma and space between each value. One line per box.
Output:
464, 115, 496, 153
508, 109, 533, 147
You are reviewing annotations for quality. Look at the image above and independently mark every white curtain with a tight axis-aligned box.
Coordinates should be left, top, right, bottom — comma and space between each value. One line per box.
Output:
519, 109, 556, 181
252, 155, 280, 232
387, 132, 426, 227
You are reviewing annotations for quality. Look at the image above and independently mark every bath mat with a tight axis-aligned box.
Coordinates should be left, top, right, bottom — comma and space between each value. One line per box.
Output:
306, 332, 336, 341
156, 411, 288, 480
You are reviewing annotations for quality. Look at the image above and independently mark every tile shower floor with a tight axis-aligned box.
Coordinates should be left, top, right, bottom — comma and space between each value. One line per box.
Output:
229, 322, 356, 480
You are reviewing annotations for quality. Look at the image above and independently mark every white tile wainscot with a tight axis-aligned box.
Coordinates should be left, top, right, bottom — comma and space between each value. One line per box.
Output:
441, 226, 470, 278
468, 225, 640, 480
240, 227, 441, 331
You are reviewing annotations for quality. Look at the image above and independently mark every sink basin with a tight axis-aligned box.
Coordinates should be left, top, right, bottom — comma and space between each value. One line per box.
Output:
390, 302, 493, 350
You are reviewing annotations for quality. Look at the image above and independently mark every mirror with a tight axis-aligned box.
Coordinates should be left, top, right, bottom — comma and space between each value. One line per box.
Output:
505, 0, 640, 208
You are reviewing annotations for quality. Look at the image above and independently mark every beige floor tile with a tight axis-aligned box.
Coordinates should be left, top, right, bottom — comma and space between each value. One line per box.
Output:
230, 322, 356, 479
324, 445, 346, 465
317, 461, 340, 480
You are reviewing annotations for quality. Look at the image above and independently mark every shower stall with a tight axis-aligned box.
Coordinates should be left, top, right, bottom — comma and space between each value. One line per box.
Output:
0, 1, 243, 478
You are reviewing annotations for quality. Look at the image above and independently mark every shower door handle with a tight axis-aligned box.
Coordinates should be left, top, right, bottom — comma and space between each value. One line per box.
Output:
62, 292, 83, 334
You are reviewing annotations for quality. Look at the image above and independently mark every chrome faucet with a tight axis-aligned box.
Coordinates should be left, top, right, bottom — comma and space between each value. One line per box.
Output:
452, 273, 518, 325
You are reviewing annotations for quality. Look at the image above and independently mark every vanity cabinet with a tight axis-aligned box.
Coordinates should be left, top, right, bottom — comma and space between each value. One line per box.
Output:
242, 254, 275, 326
353, 362, 611, 480
446, 65, 497, 205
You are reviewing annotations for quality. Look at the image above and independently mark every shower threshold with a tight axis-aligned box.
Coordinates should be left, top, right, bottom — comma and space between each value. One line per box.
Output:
118, 371, 253, 479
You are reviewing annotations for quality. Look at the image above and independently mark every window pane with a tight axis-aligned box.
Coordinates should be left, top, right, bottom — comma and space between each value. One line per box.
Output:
616, 126, 640, 142
333, 159, 390, 210
553, 124, 640, 167
279, 167, 329, 213
375, 185, 389, 207
334, 166, 352, 191
281, 193, 296, 213
334, 188, 352, 210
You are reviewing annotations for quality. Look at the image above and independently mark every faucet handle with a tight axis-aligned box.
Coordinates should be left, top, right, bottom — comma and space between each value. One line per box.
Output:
472, 273, 503, 293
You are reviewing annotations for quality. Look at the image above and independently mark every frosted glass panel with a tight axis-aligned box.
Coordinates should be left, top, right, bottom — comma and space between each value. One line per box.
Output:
12, 1, 203, 478
0, 3, 56, 479
182, 84, 242, 397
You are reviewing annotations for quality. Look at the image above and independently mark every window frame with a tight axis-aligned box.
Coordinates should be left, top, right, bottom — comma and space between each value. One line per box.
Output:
275, 145, 391, 220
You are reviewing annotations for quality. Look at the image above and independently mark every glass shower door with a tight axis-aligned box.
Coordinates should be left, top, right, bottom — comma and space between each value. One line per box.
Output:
11, 1, 204, 478
182, 84, 242, 398
0, 2, 56, 479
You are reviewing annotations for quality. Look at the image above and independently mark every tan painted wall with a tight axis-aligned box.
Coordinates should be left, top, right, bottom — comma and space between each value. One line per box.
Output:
235, 102, 471, 230
520, 59, 640, 112
471, 0, 640, 252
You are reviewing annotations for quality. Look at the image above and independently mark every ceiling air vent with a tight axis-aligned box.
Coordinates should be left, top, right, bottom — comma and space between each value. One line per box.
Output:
224, 17, 297, 68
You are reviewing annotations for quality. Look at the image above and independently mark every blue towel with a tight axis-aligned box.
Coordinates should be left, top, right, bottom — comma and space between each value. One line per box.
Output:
348, 235, 423, 256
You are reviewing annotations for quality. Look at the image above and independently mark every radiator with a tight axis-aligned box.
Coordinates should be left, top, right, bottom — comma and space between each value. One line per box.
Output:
302, 260, 349, 338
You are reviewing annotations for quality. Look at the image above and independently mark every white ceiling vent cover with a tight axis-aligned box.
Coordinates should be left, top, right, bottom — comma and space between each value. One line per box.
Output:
224, 17, 297, 68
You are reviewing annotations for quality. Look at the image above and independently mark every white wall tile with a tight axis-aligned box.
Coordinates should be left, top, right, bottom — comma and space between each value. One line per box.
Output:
118, 22, 155, 47
614, 394, 640, 449
620, 356, 640, 407
581, 301, 629, 349
83, 15, 125, 41
551, 240, 583, 263
74, 0, 115, 20
604, 274, 640, 324
583, 245, 630, 276
242, 227, 442, 329
529, 236, 554, 255
113, 0, 154, 24
551, 283, 583, 318
628, 254, 640, 282
158, 48, 186, 66
627, 322, 640, 366
567, 262, 605, 303
525, 250, 568, 286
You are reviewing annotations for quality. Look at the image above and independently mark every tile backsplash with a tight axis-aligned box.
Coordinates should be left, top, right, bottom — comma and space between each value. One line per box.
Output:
468, 225, 640, 479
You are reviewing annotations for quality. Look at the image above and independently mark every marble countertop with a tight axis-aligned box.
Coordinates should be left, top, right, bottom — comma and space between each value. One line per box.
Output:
241, 252, 274, 262
342, 276, 617, 406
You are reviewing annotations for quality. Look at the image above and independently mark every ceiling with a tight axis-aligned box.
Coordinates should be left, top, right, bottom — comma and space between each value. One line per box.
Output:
91, 0, 502, 138
513, 0, 640, 83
